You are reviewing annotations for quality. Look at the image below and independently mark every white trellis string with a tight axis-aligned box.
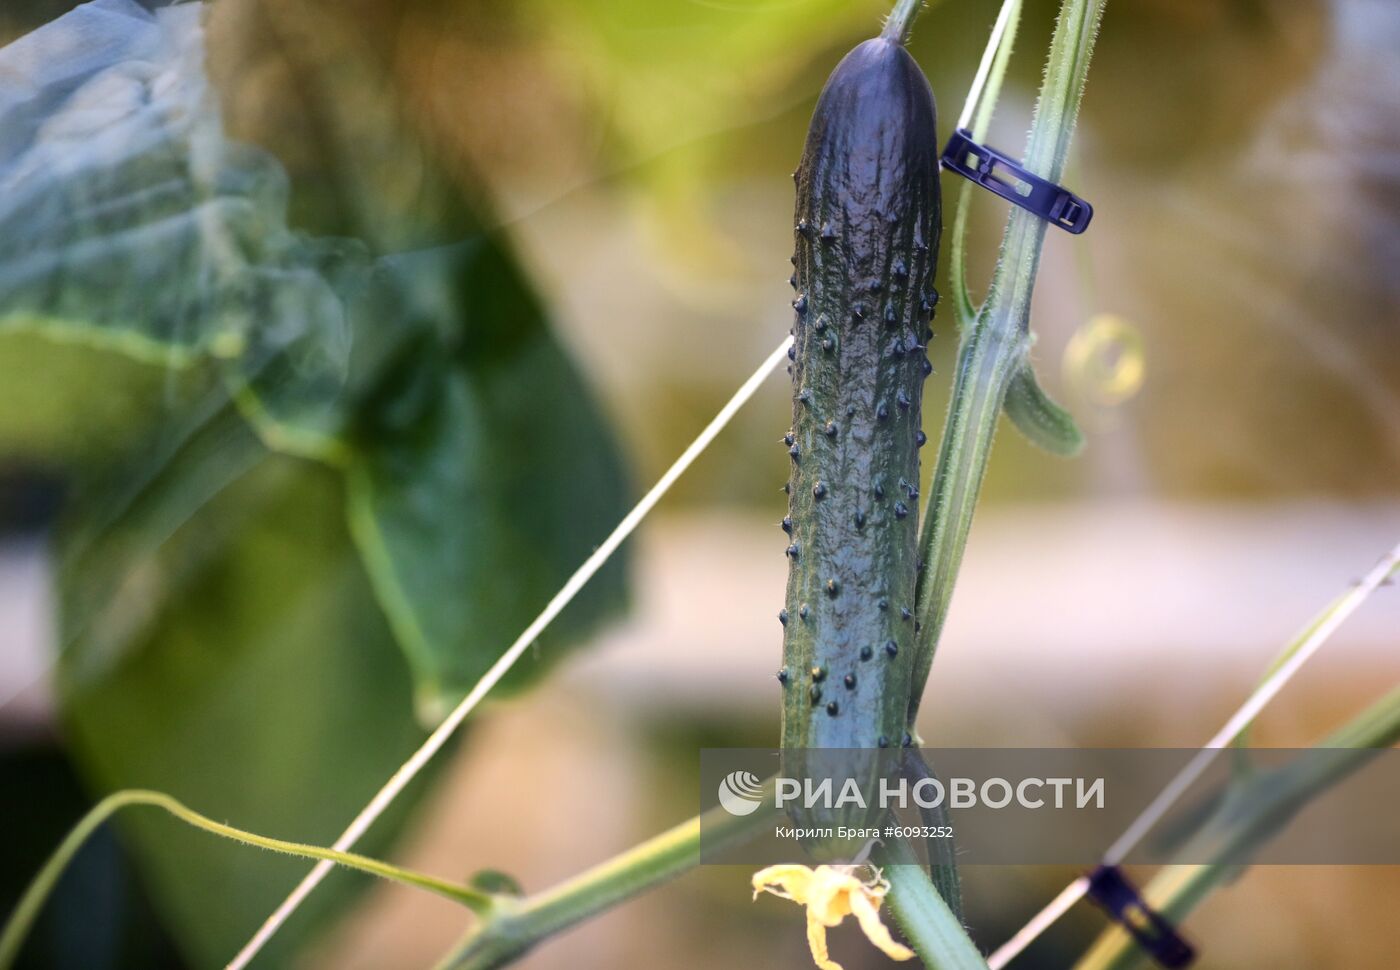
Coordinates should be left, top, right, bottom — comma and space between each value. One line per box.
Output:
956, 0, 1021, 132
986, 538, 1400, 969
226, 335, 794, 969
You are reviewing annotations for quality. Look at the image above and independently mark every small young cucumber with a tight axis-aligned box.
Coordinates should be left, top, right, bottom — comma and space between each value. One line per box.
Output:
780, 35, 941, 754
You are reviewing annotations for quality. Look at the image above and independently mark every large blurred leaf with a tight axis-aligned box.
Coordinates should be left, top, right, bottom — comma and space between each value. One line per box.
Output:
0, 0, 629, 706
1, 0, 630, 961
0, 330, 209, 469
515, 0, 890, 264
196, 0, 635, 715
0, 0, 374, 459
519, 0, 878, 149
347, 242, 629, 719
59, 447, 433, 968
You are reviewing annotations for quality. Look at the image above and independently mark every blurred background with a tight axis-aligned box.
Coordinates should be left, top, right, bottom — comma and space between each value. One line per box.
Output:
1, 0, 1397, 967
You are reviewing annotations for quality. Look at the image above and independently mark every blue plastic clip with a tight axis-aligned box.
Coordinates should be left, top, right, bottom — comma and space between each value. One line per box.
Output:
1085, 866, 1195, 968
940, 128, 1094, 234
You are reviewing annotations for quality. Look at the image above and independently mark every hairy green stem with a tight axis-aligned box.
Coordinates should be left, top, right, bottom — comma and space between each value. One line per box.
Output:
1075, 684, 1400, 970
908, 0, 1105, 731
876, 836, 988, 969
882, 0, 924, 43
0, 790, 491, 969
436, 802, 768, 970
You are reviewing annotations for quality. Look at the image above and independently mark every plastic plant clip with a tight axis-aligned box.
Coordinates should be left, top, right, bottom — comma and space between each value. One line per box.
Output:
1084, 865, 1196, 968
939, 128, 1094, 234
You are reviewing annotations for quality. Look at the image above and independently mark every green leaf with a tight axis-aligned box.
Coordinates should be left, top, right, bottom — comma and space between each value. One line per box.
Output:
2, 0, 630, 709
5, 2, 631, 962
0, 0, 377, 462
205, 0, 640, 710
1003, 361, 1085, 456
0, 329, 210, 468
347, 241, 631, 721
57, 449, 436, 968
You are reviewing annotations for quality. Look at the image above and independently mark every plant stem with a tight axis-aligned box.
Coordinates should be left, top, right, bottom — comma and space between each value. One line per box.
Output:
436, 803, 769, 970
875, 836, 988, 969
882, 0, 924, 43
0, 790, 492, 970
1075, 684, 1400, 970
908, 0, 1105, 731
908, 293, 1027, 734
434, 801, 988, 970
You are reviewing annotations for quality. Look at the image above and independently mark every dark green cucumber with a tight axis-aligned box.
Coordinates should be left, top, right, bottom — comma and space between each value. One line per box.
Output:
780, 36, 941, 754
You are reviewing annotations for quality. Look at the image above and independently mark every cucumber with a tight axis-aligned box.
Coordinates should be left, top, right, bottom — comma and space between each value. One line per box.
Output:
779, 35, 941, 754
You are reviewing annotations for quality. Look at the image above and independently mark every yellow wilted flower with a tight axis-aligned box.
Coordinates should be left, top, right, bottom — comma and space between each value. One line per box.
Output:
752, 864, 915, 970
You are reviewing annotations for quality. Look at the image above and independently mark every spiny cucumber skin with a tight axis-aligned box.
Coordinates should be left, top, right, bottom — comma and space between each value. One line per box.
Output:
780, 37, 941, 753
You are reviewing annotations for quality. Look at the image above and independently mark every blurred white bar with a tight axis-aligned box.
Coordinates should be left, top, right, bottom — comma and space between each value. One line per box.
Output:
0, 537, 55, 733
4, 502, 1397, 739
564, 502, 1400, 726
